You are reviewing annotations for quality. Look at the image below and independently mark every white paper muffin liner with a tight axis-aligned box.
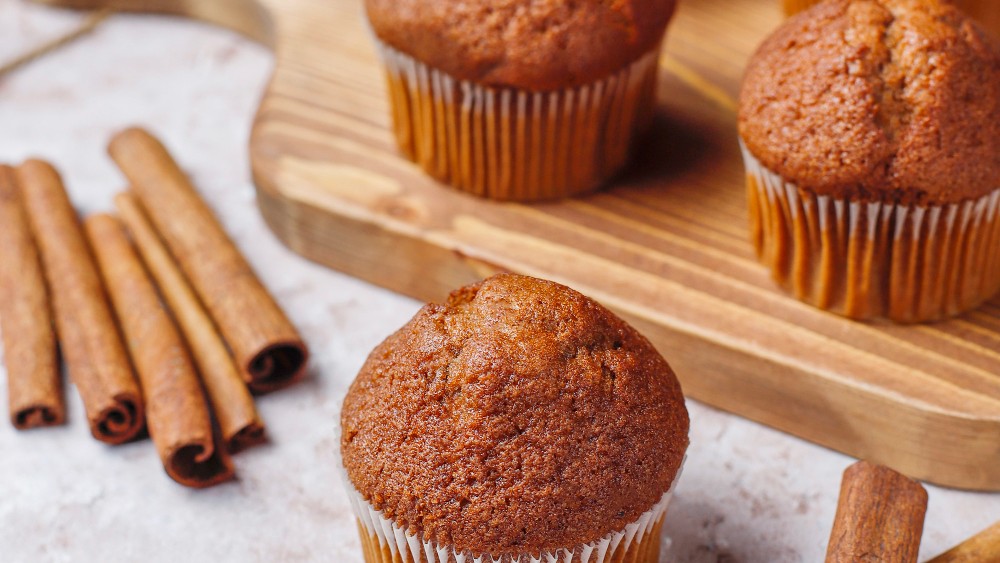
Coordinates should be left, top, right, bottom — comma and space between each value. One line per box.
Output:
741, 141, 1000, 322
375, 39, 662, 201
340, 461, 682, 563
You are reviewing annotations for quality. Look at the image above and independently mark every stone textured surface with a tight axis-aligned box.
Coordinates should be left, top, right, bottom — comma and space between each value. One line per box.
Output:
0, 4, 997, 562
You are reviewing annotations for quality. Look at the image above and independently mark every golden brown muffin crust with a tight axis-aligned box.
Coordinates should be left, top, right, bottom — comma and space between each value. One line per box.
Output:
365, 0, 678, 90
739, 0, 1000, 204
340, 274, 689, 556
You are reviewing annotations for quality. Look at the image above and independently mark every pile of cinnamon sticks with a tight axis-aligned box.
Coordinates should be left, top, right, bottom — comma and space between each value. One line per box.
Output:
0, 127, 308, 488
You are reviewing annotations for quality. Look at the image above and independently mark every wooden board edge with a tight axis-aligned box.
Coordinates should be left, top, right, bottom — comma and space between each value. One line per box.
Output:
30, 0, 1000, 493
254, 167, 1000, 492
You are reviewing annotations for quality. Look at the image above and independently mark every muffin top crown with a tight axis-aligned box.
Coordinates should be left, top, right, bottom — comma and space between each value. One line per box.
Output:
739, 0, 1000, 204
340, 274, 689, 555
365, 0, 678, 90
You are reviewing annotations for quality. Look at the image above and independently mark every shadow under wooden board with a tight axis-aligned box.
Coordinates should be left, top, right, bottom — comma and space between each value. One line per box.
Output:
38, 0, 1000, 491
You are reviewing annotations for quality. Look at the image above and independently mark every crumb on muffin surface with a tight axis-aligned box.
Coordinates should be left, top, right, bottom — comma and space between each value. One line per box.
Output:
364, 0, 678, 90
739, 0, 1000, 205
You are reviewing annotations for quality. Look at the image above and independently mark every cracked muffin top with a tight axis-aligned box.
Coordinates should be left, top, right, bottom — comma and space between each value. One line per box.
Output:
364, 0, 678, 90
738, 0, 1000, 205
340, 274, 689, 555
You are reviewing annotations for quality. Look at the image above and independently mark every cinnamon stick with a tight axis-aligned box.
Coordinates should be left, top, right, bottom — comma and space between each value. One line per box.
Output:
0, 165, 63, 429
928, 521, 1000, 563
16, 159, 143, 443
107, 127, 308, 393
825, 460, 928, 563
85, 213, 234, 488
115, 192, 265, 452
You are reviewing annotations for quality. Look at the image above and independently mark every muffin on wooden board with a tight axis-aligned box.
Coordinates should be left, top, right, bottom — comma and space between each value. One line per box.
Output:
340, 274, 689, 562
739, 0, 1000, 322
782, 0, 1000, 37
364, 0, 678, 201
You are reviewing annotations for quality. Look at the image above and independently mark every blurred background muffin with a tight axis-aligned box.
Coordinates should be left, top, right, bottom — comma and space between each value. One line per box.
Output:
364, 0, 679, 201
739, 0, 1000, 322
783, 0, 1000, 37
340, 273, 689, 562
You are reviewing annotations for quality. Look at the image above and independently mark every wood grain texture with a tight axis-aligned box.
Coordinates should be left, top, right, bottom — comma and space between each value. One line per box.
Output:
36, 0, 1000, 490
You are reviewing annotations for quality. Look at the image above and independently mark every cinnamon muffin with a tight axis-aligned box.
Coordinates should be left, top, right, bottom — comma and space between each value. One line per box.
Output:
365, 0, 679, 201
740, 0, 1000, 322
340, 274, 689, 562
783, 0, 1000, 37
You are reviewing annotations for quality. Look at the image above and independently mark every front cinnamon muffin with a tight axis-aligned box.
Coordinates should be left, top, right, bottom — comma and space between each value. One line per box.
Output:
340, 273, 690, 562
739, 0, 1000, 322
364, 0, 679, 201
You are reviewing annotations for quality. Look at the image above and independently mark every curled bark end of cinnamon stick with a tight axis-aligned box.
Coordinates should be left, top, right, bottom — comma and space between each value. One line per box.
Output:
95, 396, 142, 441
16, 160, 142, 441
14, 406, 62, 429
826, 460, 928, 563
247, 342, 308, 394
85, 213, 233, 487
114, 191, 266, 451
227, 420, 266, 453
0, 164, 64, 429
107, 127, 309, 395
167, 442, 235, 489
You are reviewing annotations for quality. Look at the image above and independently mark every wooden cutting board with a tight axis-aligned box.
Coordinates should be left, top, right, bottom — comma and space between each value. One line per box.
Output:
39, 0, 1000, 491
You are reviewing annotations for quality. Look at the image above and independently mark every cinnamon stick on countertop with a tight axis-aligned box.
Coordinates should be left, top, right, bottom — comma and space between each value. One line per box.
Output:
86, 214, 234, 488
17, 160, 143, 443
108, 127, 308, 394
0, 165, 63, 429
116, 192, 264, 452
825, 460, 928, 563
928, 521, 1000, 563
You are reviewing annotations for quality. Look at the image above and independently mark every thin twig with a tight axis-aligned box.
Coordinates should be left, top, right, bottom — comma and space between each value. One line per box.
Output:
0, 8, 112, 79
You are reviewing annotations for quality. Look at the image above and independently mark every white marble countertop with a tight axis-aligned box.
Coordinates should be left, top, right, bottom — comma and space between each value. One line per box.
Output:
0, 4, 997, 562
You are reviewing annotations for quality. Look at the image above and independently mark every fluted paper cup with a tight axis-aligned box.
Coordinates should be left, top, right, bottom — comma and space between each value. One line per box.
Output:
342, 476, 678, 563
375, 39, 662, 202
742, 141, 1000, 322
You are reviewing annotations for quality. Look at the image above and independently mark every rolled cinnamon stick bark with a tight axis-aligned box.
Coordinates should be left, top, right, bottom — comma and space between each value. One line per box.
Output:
85, 213, 234, 488
928, 521, 1000, 563
0, 164, 63, 429
16, 159, 143, 443
825, 460, 928, 563
107, 128, 308, 393
115, 192, 265, 452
